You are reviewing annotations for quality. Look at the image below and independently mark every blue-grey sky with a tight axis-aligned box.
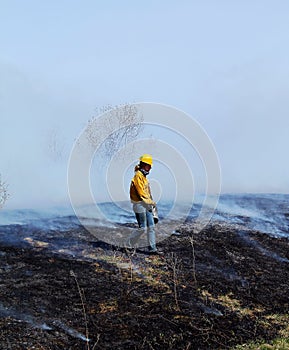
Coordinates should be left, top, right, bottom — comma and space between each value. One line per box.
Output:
1, 0, 289, 208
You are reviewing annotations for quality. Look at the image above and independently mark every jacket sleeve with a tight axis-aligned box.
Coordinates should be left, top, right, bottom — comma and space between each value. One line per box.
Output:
133, 174, 155, 206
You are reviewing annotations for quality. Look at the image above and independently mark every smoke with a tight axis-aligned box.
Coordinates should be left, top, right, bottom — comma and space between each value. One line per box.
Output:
0, 303, 89, 342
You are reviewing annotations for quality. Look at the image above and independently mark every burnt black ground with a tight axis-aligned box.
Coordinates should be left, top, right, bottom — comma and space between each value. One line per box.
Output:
0, 223, 288, 349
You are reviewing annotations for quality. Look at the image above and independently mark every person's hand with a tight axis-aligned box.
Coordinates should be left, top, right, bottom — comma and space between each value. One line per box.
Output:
143, 201, 156, 212
146, 203, 155, 212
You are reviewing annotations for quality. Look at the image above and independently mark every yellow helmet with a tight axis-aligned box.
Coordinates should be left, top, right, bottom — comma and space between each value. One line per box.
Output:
139, 154, 153, 166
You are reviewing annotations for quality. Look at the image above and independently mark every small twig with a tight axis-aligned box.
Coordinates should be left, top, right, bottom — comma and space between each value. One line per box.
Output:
189, 235, 197, 283
129, 256, 133, 282
91, 334, 101, 350
70, 270, 90, 350
159, 314, 178, 326
185, 342, 192, 350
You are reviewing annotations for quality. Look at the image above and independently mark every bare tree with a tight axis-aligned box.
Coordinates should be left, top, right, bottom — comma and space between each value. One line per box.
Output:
0, 174, 10, 208
46, 127, 66, 162
85, 103, 143, 160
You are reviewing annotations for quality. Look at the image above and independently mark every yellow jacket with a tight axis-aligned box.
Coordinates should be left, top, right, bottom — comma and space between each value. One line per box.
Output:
130, 166, 155, 206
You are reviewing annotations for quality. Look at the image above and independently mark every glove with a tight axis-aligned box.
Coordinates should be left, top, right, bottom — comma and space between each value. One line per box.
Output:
144, 201, 156, 212
151, 205, 159, 224
147, 205, 154, 212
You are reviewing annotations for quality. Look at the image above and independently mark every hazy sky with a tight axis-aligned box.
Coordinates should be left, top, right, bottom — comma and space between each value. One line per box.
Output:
1, 0, 289, 209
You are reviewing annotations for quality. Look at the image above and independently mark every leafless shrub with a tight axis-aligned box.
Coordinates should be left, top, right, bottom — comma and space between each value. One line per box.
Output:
167, 252, 182, 311
70, 270, 101, 350
70, 270, 90, 349
85, 103, 143, 161
0, 174, 10, 208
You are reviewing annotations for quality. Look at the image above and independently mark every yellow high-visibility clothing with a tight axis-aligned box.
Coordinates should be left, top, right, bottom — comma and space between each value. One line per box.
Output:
130, 168, 155, 206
